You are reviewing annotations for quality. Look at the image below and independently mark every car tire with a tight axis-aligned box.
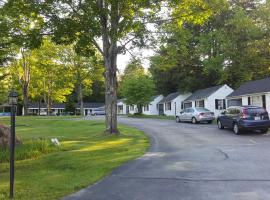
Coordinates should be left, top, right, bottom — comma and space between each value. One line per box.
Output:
176, 116, 181, 123
261, 128, 268, 134
192, 117, 197, 124
217, 120, 224, 129
233, 123, 241, 135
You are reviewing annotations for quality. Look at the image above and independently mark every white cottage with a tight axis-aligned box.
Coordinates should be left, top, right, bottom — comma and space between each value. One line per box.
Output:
117, 99, 138, 115
158, 92, 191, 116
142, 95, 164, 115
117, 99, 127, 115
226, 78, 270, 113
183, 84, 234, 116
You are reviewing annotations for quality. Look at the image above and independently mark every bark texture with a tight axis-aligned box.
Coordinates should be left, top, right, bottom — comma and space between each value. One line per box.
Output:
98, 0, 119, 134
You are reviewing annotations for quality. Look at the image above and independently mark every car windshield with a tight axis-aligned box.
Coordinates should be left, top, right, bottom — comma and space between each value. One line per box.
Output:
196, 108, 210, 112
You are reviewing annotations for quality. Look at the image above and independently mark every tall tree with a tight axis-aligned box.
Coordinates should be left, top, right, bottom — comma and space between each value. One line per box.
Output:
64, 46, 96, 116
1, 0, 44, 113
121, 73, 155, 114
10, 49, 33, 115
36, 0, 160, 134
31, 39, 74, 115
150, 0, 270, 93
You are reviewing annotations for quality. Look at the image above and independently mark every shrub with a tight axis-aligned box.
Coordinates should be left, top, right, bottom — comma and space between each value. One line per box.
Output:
0, 138, 59, 163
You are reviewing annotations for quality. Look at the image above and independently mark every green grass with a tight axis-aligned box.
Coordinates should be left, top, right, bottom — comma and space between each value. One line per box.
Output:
127, 114, 175, 120
0, 116, 149, 200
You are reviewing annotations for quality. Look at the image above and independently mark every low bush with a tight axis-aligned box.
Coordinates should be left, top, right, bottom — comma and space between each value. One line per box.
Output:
0, 138, 59, 163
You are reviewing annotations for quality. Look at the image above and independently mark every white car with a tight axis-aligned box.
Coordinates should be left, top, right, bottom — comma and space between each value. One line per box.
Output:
91, 108, 105, 115
176, 107, 215, 124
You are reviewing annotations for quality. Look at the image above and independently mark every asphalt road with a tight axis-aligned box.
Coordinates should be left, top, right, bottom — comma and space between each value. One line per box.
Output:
64, 116, 270, 200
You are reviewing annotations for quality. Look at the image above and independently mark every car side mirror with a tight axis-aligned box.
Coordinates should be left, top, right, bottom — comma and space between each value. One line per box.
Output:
180, 111, 183, 114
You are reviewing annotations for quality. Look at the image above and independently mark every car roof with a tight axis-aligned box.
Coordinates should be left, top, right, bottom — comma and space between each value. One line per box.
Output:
227, 105, 263, 109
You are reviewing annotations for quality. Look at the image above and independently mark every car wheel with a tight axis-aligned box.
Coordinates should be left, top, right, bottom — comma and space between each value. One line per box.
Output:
217, 120, 224, 129
233, 123, 241, 135
192, 117, 197, 124
261, 128, 268, 134
176, 116, 181, 123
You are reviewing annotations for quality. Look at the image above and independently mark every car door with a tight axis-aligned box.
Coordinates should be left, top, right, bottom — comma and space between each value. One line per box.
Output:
224, 108, 239, 128
179, 109, 187, 121
220, 109, 230, 127
186, 108, 194, 122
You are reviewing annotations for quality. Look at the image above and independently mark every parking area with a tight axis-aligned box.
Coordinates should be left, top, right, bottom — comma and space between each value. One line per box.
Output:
66, 116, 270, 200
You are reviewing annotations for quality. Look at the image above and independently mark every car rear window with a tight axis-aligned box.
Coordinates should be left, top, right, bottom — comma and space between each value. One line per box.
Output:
245, 108, 267, 115
196, 108, 210, 112
242, 108, 269, 120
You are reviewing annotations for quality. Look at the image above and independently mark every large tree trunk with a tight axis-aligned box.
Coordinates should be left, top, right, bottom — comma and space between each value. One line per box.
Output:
98, 0, 119, 134
104, 44, 118, 134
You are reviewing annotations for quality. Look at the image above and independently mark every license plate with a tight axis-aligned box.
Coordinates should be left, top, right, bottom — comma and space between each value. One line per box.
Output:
254, 116, 261, 120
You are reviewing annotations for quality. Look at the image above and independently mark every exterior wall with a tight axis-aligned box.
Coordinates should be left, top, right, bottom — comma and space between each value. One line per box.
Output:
128, 105, 138, 114
164, 93, 191, 116
228, 92, 270, 114
205, 85, 234, 116
266, 93, 270, 114
143, 95, 164, 115
117, 101, 127, 115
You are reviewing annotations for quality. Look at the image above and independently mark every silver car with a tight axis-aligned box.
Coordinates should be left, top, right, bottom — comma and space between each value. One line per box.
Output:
176, 107, 215, 124
91, 108, 106, 115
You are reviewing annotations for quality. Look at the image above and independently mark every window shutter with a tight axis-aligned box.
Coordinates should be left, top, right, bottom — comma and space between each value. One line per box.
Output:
215, 99, 218, 110
248, 97, 251, 105
262, 95, 266, 109
181, 103, 183, 110
195, 101, 197, 107
202, 100, 205, 108
223, 99, 226, 109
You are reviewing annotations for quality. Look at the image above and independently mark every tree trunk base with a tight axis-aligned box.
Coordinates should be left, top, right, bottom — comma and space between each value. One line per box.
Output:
104, 129, 120, 135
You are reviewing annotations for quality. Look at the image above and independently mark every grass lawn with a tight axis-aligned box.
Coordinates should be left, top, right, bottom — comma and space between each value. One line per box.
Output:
127, 114, 176, 120
0, 116, 149, 200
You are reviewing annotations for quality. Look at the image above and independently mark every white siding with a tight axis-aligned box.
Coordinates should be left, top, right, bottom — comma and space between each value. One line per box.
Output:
266, 93, 270, 114
143, 95, 164, 115
164, 93, 191, 116
117, 101, 127, 115
230, 93, 270, 114
128, 105, 138, 114
205, 85, 234, 116
242, 96, 248, 105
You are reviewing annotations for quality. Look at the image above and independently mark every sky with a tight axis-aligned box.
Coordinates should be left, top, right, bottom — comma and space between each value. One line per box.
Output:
117, 48, 155, 73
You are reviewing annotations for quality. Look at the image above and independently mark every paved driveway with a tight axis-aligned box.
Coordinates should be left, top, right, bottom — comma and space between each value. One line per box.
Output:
64, 116, 270, 200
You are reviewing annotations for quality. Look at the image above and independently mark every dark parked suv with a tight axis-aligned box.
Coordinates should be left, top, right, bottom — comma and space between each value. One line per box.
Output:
217, 106, 270, 135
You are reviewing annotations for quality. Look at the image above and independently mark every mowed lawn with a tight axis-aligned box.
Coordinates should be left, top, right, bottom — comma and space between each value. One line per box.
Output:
0, 117, 149, 200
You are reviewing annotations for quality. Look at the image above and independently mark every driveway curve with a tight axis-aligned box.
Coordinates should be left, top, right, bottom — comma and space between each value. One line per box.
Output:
64, 116, 270, 200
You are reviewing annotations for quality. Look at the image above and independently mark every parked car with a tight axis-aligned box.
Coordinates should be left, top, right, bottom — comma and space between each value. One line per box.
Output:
217, 106, 270, 135
39, 110, 47, 116
176, 107, 215, 124
91, 108, 105, 115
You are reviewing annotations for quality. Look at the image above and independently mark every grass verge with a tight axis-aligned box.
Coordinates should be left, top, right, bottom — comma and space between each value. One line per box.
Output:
0, 116, 149, 200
